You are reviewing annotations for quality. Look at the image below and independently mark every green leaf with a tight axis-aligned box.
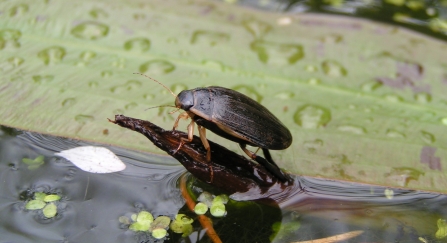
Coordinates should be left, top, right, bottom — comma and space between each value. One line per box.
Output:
180, 224, 193, 237
1, 0, 447, 193
129, 222, 149, 232
25, 199, 46, 210
213, 194, 229, 204
194, 202, 208, 215
170, 219, 193, 237
42, 203, 57, 218
151, 228, 167, 239
43, 194, 61, 202
136, 211, 154, 225
34, 192, 47, 201
149, 216, 171, 232
129, 211, 154, 231
175, 214, 194, 225
210, 202, 226, 217
436, 219, 447, 239
21, 155, 44, 165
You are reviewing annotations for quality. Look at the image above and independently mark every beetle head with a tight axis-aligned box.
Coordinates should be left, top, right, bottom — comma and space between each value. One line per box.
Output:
175, 90, 194, 111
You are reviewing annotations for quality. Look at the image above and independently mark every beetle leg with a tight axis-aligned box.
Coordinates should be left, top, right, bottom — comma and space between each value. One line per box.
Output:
186, 120, 195, 142
198, 125, 211, 162
198, 125, 213, 183
173, 112, 190, 131
262, 148, 274, 164
239, 143, 257, 159
240, 144, 289, 182
174, 141, 185, 154
174, 120, 195, 154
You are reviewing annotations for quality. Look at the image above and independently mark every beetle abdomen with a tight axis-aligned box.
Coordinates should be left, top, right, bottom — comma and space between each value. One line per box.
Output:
192, 87, 292, 150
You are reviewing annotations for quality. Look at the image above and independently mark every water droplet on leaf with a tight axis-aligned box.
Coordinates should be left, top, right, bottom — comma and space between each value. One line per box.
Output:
33, 75, 54, 84
7, 57, 24, 67
386, 129, 405, 138
250, 40, 304, 65
232, 85, 262, 102
337, 125, 366, 134
37, 46, 66, 65
167, 37, 178, 44
307, 78, 321, 85
304, 139, 324, 153
80, 51, 96, 61
191, 30, 230, 46
124, 37, 151, 52
274, 92, 294, 99
110, 80, 142, 93
201, 60, 226, 71
125, 102, 137, 110
170, 84, 187, 95
242, 19, 272, 38
321, 60, 347, 77
71, 21, 109, 40
383, 94, 403, 102
88, 81, 98, 88
0, 29, 22, 49
294, 105, 331, 128
9, 4, 29, 17
143, 94, 154, 100
305, 65, 318, 72
441, 117, 447, 126
139, 60, 175, 75
89, 8, 108, 18
320, 34, 343, 43
101, 70, 112, 78
62, 98, 76, 107
414, 92, 431, 103
361, 80, 383, 92
420, 130, 435, 143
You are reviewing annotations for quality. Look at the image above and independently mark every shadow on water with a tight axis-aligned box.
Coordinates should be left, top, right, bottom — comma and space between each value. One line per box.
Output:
0, 126, 446, 243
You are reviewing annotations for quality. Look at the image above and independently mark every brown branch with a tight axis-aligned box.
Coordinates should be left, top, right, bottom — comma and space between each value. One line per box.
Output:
109, 115, 296, 199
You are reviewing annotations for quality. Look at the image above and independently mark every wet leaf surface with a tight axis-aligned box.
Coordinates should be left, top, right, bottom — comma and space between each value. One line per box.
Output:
1, 0, 447, 193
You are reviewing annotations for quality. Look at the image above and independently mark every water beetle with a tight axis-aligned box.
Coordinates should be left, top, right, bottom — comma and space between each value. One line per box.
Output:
137, 74, 292, 182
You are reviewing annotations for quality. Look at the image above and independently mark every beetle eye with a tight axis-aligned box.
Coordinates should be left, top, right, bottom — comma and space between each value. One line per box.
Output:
176, 90, 194, 111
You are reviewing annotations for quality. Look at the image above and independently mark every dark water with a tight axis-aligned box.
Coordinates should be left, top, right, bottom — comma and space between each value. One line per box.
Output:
0, 127, 185, 243
1, 127, 447, 243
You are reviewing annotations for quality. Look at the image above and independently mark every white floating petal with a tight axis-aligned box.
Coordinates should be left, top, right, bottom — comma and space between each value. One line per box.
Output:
56, 146, 126, 173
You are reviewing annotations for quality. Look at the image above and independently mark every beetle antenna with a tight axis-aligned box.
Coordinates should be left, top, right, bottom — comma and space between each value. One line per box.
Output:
168, 108, 181, 114
144, 105, 177, 111
133, 73, 177, 97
